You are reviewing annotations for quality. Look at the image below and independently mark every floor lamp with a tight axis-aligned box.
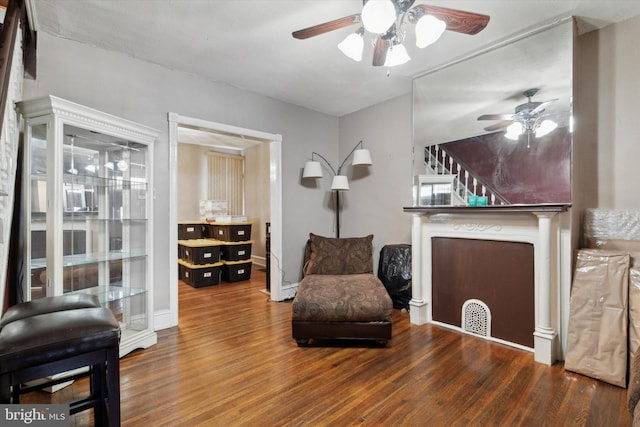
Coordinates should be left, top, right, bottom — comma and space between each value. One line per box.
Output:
302, 140, 372, 238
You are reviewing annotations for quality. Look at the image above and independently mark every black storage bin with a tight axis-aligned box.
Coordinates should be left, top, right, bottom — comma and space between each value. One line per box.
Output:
221, 241, 253, 261
222, 260, 252, 282
177, 242, 185, 261
179, 259, 222, 288
180, 239, 222, 265
178, 222, 205, 240
378, 244, 412, 310
178, 261, 184, 281
210, 223, 252, 242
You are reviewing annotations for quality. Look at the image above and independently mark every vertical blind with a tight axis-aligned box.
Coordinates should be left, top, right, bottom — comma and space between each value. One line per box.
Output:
207, 151, 244, 215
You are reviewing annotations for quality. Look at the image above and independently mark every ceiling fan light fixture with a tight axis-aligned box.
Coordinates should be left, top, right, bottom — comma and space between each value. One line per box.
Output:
338, 31, 364, 62
415, 15, 446, 48
384, 43, 410, 67
504, 122, 523, 140
535, 119, 558, 138
361, 0, 397, 34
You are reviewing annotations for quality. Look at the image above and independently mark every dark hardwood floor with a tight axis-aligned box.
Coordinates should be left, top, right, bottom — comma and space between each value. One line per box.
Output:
24, 266, 630, 426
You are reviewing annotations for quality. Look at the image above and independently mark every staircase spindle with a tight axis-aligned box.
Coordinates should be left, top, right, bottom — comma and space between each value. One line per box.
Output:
465, 171, 469, 198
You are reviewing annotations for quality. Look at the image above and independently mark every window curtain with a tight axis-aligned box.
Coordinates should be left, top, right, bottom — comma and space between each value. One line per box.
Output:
207, 152, 244, 216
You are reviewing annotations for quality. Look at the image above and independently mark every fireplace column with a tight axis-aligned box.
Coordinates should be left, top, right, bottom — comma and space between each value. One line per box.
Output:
533, 212, 559, 365
410, 213, 429, 324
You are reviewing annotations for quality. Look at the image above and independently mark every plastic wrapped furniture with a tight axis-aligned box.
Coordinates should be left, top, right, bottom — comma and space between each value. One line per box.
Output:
378, 244, 412, 310
564, 249, 629, 387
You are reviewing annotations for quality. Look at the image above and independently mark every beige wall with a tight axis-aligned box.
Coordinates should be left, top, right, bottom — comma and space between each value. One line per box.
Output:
177, 142, 269, 261
177, 144, 209, 221
244, 142, 270, 261
576, 15, 640, 210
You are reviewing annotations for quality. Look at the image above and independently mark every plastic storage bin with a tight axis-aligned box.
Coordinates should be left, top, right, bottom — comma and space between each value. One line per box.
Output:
222, 260, 252, 282
178, 222, 206, 240
210, 222, 252, 242
221, 240, 253, 261
179, 259, 222, 288
179, 239, 222, 265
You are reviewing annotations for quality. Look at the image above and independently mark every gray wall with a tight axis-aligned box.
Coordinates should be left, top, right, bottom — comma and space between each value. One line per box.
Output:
338, 94, 414, 272
21, 14, 640, 324
24, 32, 339, 314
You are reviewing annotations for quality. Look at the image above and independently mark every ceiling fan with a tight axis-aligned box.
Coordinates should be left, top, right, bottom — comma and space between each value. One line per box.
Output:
292, 0, 490, 67
477, 88, 560, 143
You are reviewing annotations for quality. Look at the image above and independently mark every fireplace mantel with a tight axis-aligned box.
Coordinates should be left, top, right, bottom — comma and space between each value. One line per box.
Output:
404, 203, 570, 215
403, 203, 572, 365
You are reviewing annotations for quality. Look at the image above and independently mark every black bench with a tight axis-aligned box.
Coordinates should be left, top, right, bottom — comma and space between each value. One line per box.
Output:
0, 295, 121, 426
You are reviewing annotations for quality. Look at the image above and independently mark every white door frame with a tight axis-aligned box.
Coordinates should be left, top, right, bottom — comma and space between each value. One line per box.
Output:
167, 112, 283, 327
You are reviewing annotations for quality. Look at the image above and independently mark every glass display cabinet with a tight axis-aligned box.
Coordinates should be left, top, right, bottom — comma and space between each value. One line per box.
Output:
17, 95, 158, 356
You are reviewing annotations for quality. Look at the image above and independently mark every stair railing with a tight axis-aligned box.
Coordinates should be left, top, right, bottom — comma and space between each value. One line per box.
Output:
424, 145, 508, 206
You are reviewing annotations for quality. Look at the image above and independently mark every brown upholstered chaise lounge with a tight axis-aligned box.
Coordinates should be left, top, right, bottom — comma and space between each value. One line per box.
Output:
292, 234, 393, 346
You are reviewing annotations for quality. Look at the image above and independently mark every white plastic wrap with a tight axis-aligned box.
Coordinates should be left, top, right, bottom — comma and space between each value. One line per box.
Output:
584, 209, 640, 240
583, 209, 640, 362
565, 249, 629, 387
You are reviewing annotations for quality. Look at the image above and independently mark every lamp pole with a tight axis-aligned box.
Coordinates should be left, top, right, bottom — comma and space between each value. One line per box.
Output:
335, 191, 341, 238
302, 140, 371, 238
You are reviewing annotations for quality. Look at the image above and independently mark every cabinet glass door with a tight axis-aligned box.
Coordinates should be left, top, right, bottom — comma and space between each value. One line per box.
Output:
20, 95, 158, 355
28, 123, 48, 300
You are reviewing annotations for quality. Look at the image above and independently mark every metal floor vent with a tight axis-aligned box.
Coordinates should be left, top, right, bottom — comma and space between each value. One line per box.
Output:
462, 299, 491, 337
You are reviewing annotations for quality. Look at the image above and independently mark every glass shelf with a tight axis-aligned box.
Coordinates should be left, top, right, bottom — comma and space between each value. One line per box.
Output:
32, 172, 148, 190
31, 250, 147, 269
69, 284, 146, 304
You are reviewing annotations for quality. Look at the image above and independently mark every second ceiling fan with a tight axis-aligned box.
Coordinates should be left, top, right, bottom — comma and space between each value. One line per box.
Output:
478, 89, 560, 141
292, 0, 490, 66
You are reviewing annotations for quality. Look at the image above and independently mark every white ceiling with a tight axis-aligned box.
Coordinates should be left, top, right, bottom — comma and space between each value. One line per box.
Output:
29, 0, 640, 118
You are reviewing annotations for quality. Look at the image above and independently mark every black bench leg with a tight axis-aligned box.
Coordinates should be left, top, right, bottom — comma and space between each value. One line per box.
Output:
0, 374, 10, 403
91, 363, 106, 426
106, 347, 120, 427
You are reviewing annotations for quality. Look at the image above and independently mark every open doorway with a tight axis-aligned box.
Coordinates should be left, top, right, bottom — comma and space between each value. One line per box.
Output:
167, 113, 282, 327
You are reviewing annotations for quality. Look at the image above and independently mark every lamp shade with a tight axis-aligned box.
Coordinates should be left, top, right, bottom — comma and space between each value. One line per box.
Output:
535, 119, 558, 138
331, 175, 350, 191
504, 121, 523, 140
361, 0, 396, 34
415, 15, 446, 48
352, 148, 372, 165
302, 161, 323, 178
384, 43, 410, 67
338, 32, 364, 62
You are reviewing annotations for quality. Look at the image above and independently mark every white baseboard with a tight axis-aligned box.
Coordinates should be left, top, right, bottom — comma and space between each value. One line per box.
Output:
154, 308, 177, 331
252, 255, 266, 267
279, 282, 299, 301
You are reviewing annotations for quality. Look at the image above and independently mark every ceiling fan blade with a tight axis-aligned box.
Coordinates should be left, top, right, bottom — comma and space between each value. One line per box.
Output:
412, 5, 490, 35
478, 114, 514, 121
372, 37, 390, 66
531, 99, 559, 115
292, 14, 360, 39
484, 120, 513, 132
